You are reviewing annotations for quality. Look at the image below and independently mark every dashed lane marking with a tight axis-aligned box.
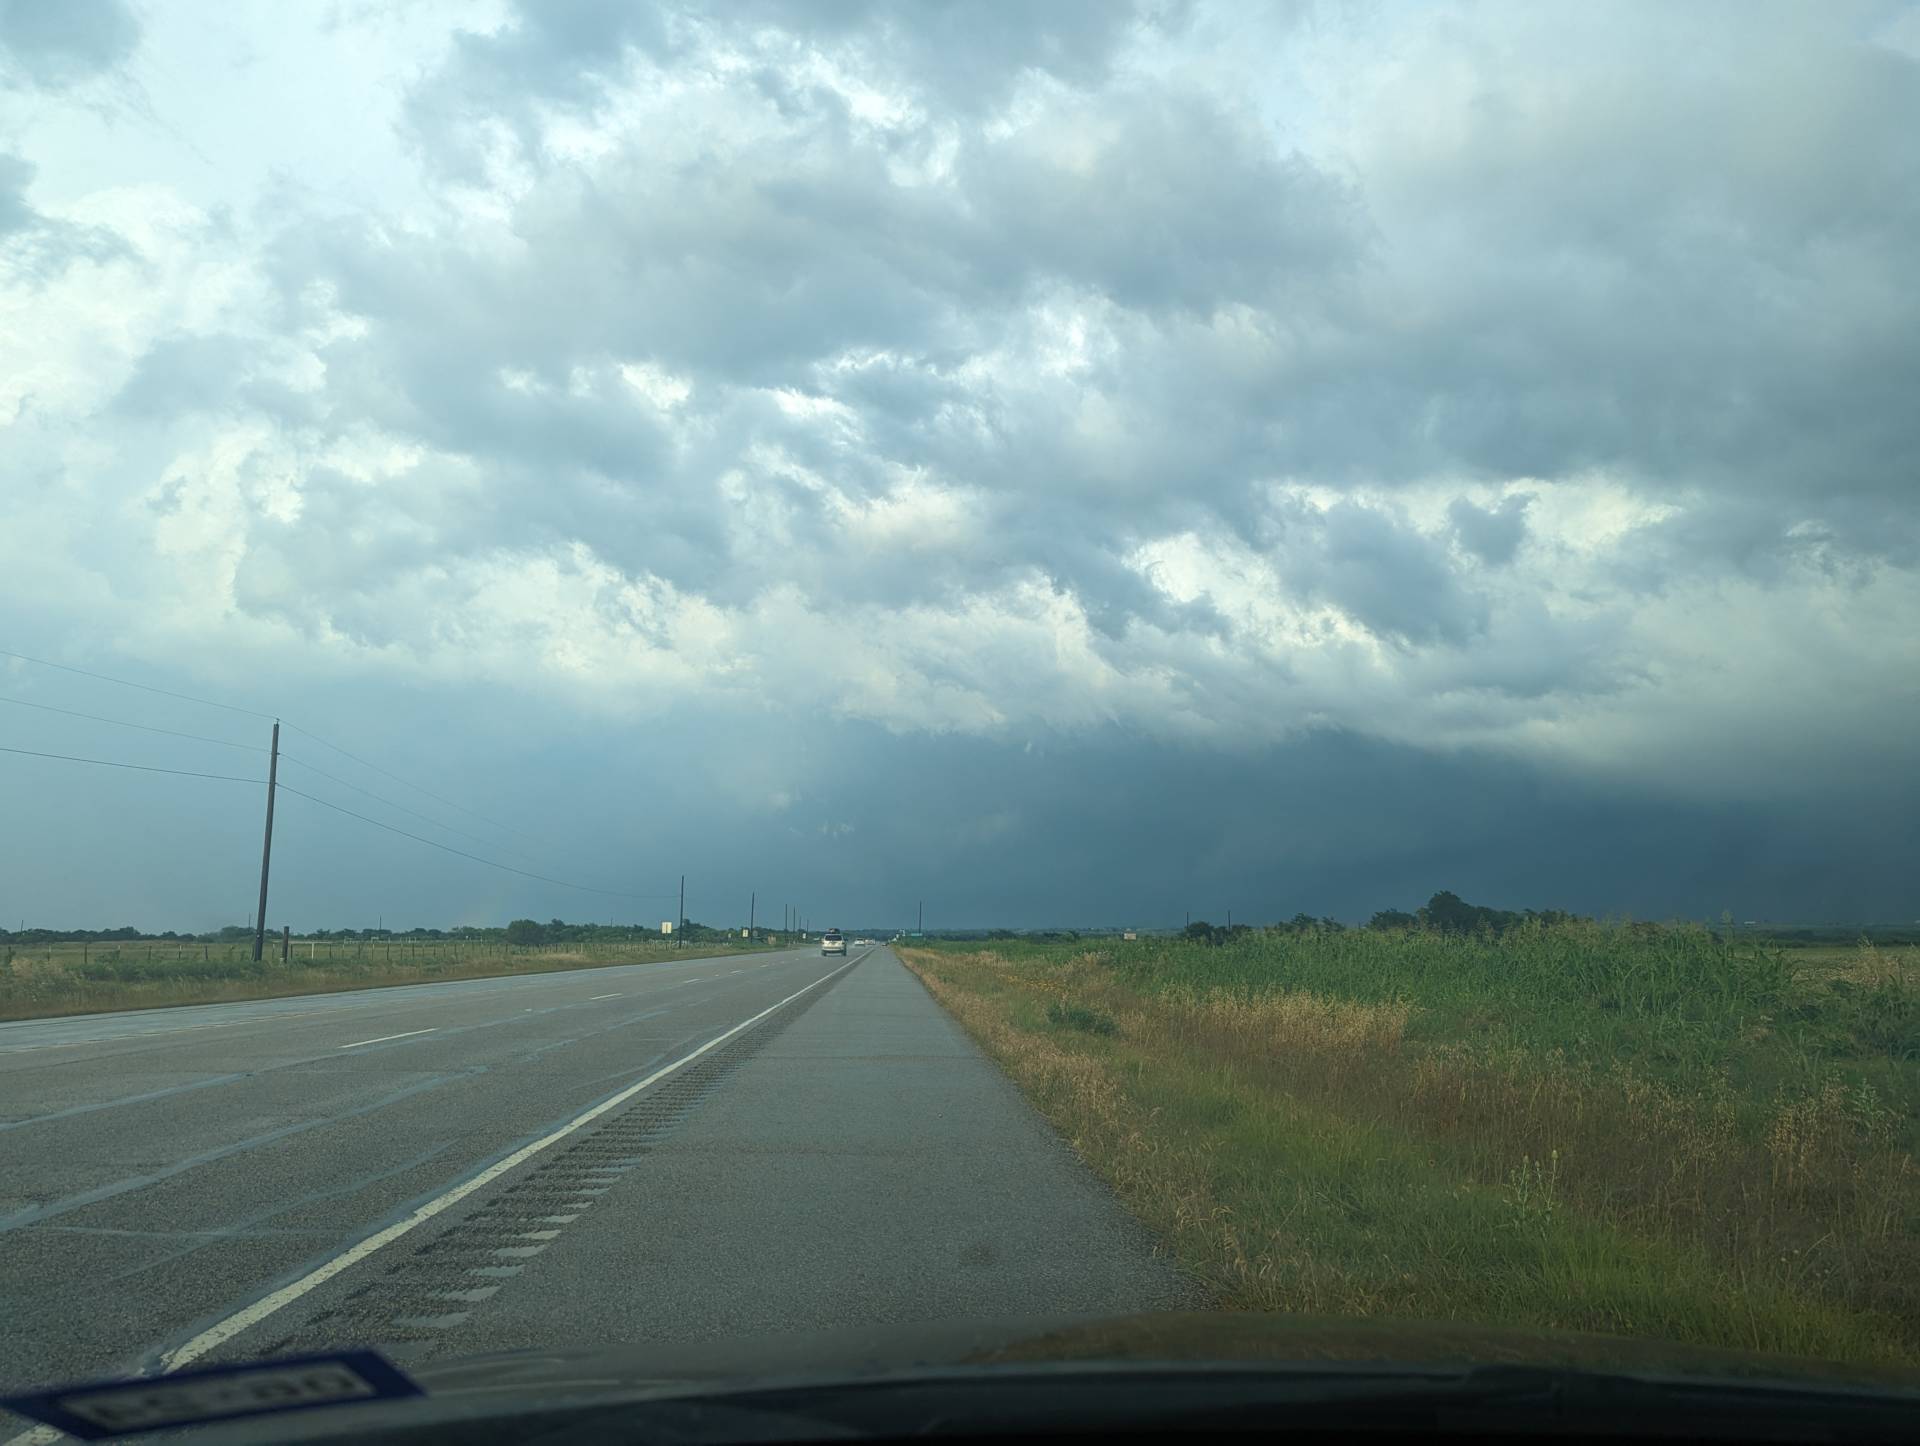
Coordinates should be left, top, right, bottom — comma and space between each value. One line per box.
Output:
338, 1029, 437, 1050
146, 957, 858, 1375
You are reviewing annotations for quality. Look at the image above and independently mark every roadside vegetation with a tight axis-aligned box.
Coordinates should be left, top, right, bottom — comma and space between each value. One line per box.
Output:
0, 919, 779, 1021
898, 908, 1919, 1372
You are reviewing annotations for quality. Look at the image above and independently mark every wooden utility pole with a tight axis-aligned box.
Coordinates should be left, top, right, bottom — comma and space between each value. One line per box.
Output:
251, 721, 280, 963
678, 874, 685, 945
749, 891, 755, 936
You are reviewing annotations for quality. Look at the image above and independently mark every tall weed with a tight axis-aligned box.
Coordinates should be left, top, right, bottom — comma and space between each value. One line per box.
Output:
904, 929, 1920, 1361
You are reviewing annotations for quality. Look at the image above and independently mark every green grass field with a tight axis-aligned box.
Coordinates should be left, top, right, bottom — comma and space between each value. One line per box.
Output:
900, 923, 1919, 1373
0, 935, 776, 1020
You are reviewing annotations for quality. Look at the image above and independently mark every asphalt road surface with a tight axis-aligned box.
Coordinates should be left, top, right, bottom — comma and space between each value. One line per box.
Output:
1, 944, 1195, 1419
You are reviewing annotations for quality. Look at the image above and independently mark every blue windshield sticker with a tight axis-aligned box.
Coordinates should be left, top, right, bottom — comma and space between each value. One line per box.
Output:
2, 1351, 423, 1440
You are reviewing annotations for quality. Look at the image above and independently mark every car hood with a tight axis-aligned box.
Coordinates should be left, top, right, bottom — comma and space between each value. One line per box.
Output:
27, 1313, 1914, 1444
396, 1310, 1917, 1400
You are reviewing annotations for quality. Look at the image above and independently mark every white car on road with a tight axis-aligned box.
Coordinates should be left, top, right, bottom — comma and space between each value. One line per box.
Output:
821, 929, 846, 956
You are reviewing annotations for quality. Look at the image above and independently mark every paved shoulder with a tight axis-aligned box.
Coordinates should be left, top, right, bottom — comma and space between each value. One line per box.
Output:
452, 948, 1201, 1353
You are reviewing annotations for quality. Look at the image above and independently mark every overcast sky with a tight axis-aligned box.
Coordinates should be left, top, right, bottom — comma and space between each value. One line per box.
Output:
2, 0, 1916, 932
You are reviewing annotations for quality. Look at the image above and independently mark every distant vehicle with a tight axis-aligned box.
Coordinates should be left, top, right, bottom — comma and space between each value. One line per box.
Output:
821, 928, 846, 956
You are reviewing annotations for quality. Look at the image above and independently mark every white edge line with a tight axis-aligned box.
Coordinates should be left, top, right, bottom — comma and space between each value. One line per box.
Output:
337, 1028, 437, 1050
152, 957, 858, 1373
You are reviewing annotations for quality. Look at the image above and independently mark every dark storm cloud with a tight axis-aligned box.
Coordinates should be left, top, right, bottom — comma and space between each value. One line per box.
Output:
1286, 4, 1920, 549
745, 0, 1155, 103
1448, 496, 1531, 567
7, 633, 1909, 932
404, 0, 1154, 182
961, 86, 1362, 315
620, 718, 1919, 928
1284, 500, 1489, 648
0, 0, 139, 86
6, 0, 1917, 934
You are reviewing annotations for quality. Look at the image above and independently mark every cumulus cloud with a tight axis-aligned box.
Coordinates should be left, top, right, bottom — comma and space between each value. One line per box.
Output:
2, 0, 1916, 924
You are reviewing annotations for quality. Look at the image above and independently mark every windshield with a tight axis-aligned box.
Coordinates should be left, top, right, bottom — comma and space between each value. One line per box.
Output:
2, 0, 1917, 1432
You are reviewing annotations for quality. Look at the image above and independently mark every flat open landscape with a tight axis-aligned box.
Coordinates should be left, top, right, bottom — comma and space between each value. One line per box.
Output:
899, 924, 1920, 1371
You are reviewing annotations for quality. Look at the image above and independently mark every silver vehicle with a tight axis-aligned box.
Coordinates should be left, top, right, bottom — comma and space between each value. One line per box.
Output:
820, 928, 846, 956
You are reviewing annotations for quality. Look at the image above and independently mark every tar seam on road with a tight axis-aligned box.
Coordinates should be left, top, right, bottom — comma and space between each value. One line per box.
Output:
146, 957, 860, 1375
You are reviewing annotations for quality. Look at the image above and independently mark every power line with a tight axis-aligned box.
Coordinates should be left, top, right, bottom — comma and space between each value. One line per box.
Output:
5, 645, 556, 854
0, 649, 276, 720
279, 722, 551, 848
0, 743, 264, 785
0, 694, 266, 752
2, 739, 674, 906
277, 752, 550, 858
274, 783, 672, 901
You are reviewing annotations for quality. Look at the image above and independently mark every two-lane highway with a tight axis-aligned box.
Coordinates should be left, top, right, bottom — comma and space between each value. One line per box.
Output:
2, 945, 1196, 1422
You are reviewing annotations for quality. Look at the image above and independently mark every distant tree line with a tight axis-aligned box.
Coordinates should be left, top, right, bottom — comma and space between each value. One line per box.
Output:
1173, 893, 1583, 947
0, 926, 156, 944
45, 899, 1909, 949
1386, 890, 1581, 936
503, 917, 756, 945
0, 925, 271, 944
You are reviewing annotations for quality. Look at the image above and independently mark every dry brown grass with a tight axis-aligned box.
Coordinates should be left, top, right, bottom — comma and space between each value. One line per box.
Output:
898, 943, 1920, 1369
1160, 989, 1412, 1079
905, 956, 1242, 1298
1829, 942, 1919, 992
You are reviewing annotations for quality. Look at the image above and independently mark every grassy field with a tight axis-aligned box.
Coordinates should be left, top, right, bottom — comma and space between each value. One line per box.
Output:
0, 936, 777, 1021
899, 924, 1919, 1372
